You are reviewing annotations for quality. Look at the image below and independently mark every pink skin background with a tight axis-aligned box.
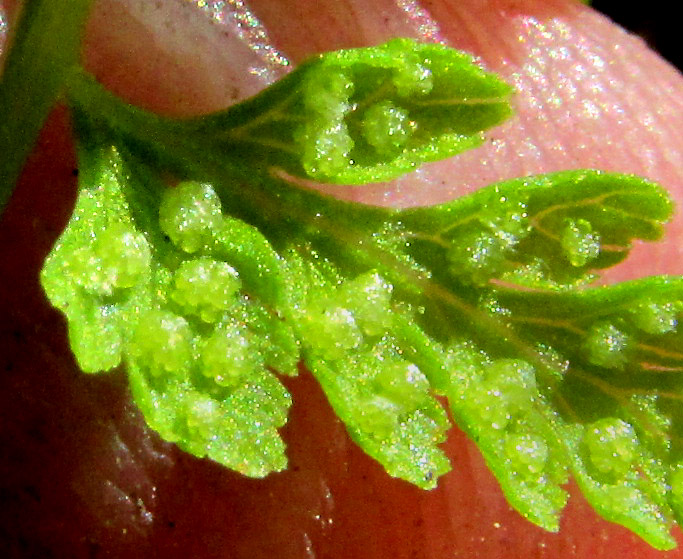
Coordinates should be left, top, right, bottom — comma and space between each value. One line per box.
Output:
2, 0, 683, 557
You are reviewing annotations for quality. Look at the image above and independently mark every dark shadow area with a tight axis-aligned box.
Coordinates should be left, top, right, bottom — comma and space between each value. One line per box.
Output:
593, 1, 681, 71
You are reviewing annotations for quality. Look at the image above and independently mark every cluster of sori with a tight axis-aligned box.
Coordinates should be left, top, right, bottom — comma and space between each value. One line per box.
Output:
132, 181, 303, 476
582, 297, 681, 372
45, 177, 298, 476
287, 253, 452, 487
298, 62, 425, 180
450, 348, 562, 486
444, 195, 530, 285
68, 220, 152, 297
286, 38, 510, 185
581, 417, 640, 481
443, 194, 607, 289
560, 218, 601, 267
33, 30, 683, 546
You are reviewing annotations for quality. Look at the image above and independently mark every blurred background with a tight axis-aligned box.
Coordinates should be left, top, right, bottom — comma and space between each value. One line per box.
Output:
592, 1, 680, 70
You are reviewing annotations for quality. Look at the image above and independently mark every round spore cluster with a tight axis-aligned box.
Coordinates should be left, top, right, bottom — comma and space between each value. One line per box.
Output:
372, 360, 430, 413
128, 309, 194, 375
352, 346, 433, 438
305, 69, 353, 122
183, 393, 222, 440
583, 322, 630, 370
72, 221, 151, 297
298, 271, 437, 437
170, 257, 241, 323
95, 222, 151, 290
503, 432, 549, 476
582, 417, 639, 479
630, 297, 681, 335
337, 271, 394, 336
362, 101, 415, 156
127, 181, 264, 391
297, 56, 435, 180
466, 359, 538, 431
200, 318, 261, 388
561, 218, 601, 267
455, 356, 554, 480
300, 271, 395, 359
159, 181, 223, 254
448, 225, 520, 285
391, 57, 432, 96
152, 180, 288, 403
299, 69, 354, 178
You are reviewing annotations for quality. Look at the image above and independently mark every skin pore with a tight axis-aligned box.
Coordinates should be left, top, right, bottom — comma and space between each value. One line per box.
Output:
2, 0, 683, 557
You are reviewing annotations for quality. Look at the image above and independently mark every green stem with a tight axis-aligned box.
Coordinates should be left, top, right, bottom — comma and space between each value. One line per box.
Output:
0, 0, 94, 213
